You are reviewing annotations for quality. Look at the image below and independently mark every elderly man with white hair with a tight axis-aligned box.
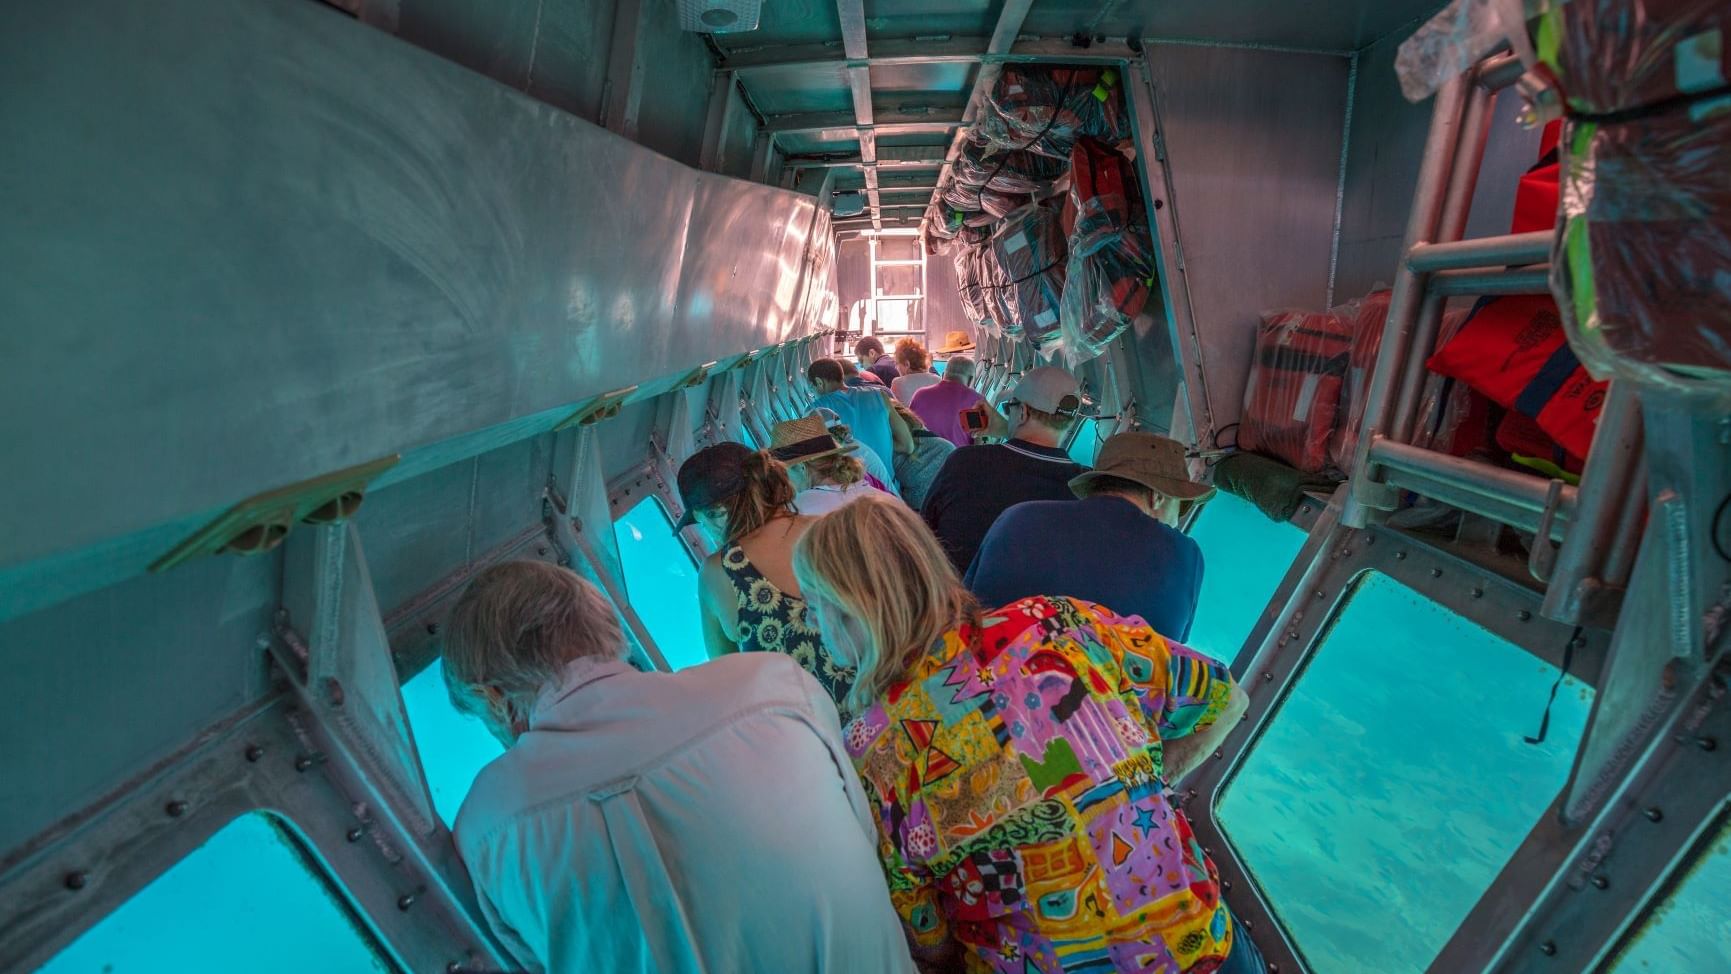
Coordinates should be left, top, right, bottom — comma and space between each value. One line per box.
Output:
442, 560, 914, 974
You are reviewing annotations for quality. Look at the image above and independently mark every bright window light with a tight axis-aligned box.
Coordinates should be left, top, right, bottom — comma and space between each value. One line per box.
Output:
612, 497, 709, 671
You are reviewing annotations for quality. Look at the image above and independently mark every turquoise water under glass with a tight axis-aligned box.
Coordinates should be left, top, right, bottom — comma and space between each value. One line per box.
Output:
612, 496, 708, 672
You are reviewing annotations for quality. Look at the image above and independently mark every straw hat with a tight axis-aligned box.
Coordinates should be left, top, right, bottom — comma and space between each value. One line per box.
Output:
1068, 432, 1215, 502
769, 415, 857, 466
934, 330, 975, 354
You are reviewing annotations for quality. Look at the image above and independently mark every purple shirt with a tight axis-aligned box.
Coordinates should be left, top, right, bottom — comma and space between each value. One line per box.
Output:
908, 378, 987, 448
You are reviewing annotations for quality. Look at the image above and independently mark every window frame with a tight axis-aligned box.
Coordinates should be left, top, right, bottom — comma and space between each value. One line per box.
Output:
1175, 499, 1612, 974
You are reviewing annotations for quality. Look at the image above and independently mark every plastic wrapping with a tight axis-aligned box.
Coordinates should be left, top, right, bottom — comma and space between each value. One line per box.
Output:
1394, 0, 1540, 102
1327, 289, 1393, 473
1054, 139, 1155, 366
977, 66, 1128, 159
952, 244, 990, 327
954, 138, 1070, 197
1528, 1, 1731, 391
989, 202, 1068, 346
1238, 309, 1354, 473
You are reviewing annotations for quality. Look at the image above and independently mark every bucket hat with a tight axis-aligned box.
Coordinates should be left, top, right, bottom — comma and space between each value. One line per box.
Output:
1068, 432, 1216, 503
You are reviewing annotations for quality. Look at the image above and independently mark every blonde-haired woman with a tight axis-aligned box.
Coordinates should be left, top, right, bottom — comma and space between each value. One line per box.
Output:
770, 415, 886, 516
790, 495, 1260, 974
676, 442, 853, 709
890, 337, 942, 403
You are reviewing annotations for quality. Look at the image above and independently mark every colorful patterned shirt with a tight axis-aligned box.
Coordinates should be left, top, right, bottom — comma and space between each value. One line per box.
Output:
843, 596, 1238, 973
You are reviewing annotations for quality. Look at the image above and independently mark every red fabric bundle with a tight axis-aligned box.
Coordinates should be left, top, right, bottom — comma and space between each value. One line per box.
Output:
1239, 310, 1354, 473
1327, 289, 1393, 472
978, 66, 1128, 159
1056, 139, 1153, 364
1426, 296, 1608, 463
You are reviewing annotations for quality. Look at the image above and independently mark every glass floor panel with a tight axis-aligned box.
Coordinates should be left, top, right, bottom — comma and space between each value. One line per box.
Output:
1185, 491, 1308, 666
612, 496, 708, 671
1218, 571, 1592, 974
1606, 811, 1731, 973
400, 658, 505, 827
38, 814, 388, 973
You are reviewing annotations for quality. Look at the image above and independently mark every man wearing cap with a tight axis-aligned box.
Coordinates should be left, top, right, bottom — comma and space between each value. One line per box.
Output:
807, 358, 913, 493
920, 366, 1088, 573
909, 352, 986, 448
854, 336, 902, 387
965, 432, 1213, 641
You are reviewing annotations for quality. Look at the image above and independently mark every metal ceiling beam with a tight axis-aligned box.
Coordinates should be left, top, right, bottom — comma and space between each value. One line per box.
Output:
699, 70, 738, 172
835, 0, 879, 228
599, 0, 648, 139
761, 107, 964, 135
923, 0, 1036, 238
720, 34, 1136, 73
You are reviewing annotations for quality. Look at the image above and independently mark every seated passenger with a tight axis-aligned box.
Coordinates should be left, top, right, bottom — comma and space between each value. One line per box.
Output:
920, 366, 1087, 572
675, 442, 855, 707
790, 497, 1259, 974
771, 416, 885, 516
839, 356, 886, 387
908, 352, 986, 448
442, 560, 913, 974
854, 335, 902, 387
814, 406, 899, 498
889, 337, 942, 403
966, 432, 1213, 641
809, 358, 914, 490
886, 400, 955, 513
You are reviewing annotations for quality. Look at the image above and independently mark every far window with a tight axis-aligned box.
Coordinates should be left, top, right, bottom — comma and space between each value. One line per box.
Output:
1217, 571, 1593, 974
39, 814, 389, 973
400, 658, 505, 827
1606, 810, 1731, 973
612, 496, 709, 671
1185, 490, 1307, 665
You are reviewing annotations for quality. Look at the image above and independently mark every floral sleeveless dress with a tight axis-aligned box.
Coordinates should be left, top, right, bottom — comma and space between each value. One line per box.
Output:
720, 543, 856, 711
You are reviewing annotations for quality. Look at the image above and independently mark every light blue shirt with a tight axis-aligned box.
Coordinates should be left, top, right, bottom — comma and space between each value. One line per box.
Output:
454, 654, 915, 974
811, 387, 900, 492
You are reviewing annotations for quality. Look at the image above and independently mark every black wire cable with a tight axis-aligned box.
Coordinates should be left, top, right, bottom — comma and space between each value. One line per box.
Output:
1524, 626, 1583, 746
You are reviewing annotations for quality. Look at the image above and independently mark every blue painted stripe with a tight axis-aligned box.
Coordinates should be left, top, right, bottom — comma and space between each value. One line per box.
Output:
1514, 342, 1580, 418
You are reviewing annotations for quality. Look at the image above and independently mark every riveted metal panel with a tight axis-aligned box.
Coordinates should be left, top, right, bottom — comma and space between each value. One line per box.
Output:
0, 0, 831, 616
1143, 43, 1350, 434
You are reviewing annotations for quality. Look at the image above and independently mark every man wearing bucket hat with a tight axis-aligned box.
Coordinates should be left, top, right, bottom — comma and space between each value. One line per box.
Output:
965, 431, 1214, 641
920, 366, 1088, 573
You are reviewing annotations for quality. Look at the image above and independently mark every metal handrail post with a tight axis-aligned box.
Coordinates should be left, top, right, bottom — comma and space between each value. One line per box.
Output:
1540, 382, 1646, 626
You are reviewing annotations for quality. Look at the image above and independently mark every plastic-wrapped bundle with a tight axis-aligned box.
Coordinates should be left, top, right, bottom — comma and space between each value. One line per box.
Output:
952, 244, 989, 327
977, 66, 1128, 159
1327, 289, 1393, 473
1410, 308, 1479, 456
1054, 140, 1155, 366
954, 138, 1071, 197
1532, 0, 1731, 391
1393, 0, 1538, 103
1239, 309, 1354, 473
984, 251, 1019, 338
989, 202, 1068, 344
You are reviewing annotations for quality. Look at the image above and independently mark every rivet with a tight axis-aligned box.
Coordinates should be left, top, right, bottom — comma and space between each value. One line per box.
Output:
1471, 587, 1485, 599
1518, 610, 1532, 621
1240, 917, 1254, 931
1591, 875, 1610, 890
1394, 550, 1407, 560
1314, 590, 1326, 600
347, 827, 365, 843
1286, 629, 1300, 641
1699, 737, 1718, 752
1645, 807, 1664, 823
64, 871, 89, 891
294, 754, 315, 772
1430, 568, 1443, 578
1222, 878, 1232, 891
397, 892, 417, 911
244, 744, 265, 762
1267, 965, 1279, 974
164, 800, 188, 818
1364, 535, 1376, 546
425, 622, 441, 636
537, 546, 550, 556
1539, 941, 1557, 956
1263, 671, 1273, 682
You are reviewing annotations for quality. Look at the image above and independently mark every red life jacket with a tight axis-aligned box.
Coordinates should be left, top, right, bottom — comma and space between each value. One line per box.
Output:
1240, 309, 1353, 473
1426, 295, 1608, 463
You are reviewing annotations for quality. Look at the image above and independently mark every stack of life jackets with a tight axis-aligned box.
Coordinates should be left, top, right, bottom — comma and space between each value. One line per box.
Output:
1238, 309, 1355, 474
976, 67, 1128, 160
989, 201, 1068, 347
1055, 137, 1156, 365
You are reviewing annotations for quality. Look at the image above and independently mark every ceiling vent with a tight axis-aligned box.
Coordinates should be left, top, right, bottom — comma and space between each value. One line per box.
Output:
677, 0, 760, 33
831, 192, 866, 218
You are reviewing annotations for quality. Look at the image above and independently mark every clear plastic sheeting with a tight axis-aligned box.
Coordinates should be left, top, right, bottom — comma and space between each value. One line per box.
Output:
1054, 139, 1156, 367
976, 67, 1129, 159
1539, 0, 1731, 392
1394, 0, 1542, 102
989, 202, 1069, 347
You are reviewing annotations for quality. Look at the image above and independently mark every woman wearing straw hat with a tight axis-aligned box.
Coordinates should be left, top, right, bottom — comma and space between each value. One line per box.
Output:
769, 416, 887, 517
674, 443, 854, 709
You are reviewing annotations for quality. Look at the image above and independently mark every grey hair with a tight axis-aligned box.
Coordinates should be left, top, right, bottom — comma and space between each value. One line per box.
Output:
944, 355, 977, 384
442, 561, 626, 712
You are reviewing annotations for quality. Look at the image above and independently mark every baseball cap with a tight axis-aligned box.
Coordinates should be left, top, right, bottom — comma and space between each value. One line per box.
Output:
1008, 367, 1081, 415
674, 442, 755, 528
